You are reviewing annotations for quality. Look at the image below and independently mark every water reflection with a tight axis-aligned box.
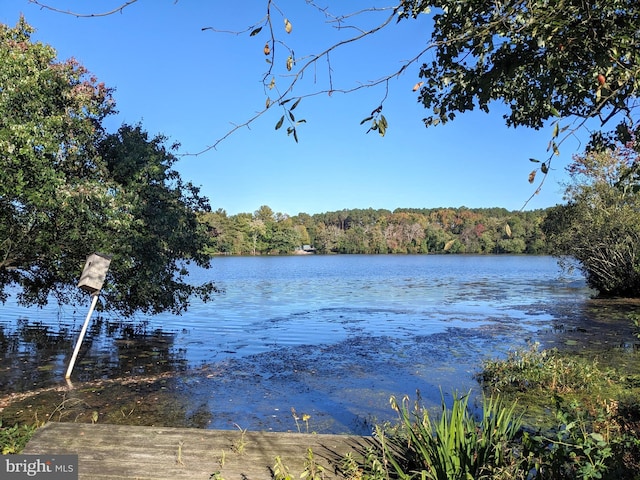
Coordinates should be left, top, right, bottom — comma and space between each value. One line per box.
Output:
0, 316, 186, 390
0, 319, 74, 391
2, 255, 636, 433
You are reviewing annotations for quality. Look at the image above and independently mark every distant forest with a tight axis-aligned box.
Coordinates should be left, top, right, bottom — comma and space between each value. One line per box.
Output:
198, 205, 551, 256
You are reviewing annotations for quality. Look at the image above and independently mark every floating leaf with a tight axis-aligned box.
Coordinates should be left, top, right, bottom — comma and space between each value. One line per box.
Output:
284, 18, 292, 34
250, 26, 263, 36
275, 115, 284, 130
528, 170, 537, 183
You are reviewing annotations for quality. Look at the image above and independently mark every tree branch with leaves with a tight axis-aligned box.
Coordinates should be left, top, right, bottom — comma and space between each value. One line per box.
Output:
19, 0, 640, 200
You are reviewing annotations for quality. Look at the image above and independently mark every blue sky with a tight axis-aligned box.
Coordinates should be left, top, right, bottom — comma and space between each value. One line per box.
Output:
2, 1, 583, 216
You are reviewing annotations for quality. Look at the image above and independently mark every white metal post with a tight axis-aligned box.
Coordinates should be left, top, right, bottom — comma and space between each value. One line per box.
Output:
65, 293, 100, 379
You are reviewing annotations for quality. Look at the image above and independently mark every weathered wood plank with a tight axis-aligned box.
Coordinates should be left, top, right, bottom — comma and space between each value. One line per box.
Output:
23, 423, 377, 480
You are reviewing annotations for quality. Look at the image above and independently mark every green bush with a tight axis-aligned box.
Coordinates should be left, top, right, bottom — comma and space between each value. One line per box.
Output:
478, 343, 614, 394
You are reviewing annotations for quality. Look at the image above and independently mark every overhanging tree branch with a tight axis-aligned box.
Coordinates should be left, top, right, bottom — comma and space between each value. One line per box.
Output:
28, 0, 140, 17
21, 0, 640, 208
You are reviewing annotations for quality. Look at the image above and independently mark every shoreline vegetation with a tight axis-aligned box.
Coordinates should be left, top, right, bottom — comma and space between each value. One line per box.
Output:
199, 206, 550, 257
4, 338, 640, 479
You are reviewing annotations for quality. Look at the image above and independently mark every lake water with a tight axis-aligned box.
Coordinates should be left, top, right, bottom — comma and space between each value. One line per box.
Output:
1, 255, 630, 434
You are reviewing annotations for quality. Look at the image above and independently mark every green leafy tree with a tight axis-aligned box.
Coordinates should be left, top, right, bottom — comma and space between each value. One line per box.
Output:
0, 18, 215, 315
199, 209, 236, 255
543, 146, 640, 297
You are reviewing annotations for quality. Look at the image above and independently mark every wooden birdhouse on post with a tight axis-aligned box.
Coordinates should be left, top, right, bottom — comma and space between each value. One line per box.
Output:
66, 253, 112, 380
78, 253, 112, 294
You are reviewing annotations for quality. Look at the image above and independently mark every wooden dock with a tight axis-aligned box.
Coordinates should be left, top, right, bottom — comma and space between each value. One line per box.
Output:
23, 423, 378, 480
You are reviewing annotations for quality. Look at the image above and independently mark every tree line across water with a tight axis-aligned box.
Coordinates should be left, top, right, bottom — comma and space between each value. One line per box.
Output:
198, 205, 551, 256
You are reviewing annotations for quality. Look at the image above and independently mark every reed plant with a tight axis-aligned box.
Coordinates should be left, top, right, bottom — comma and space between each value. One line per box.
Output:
376, 393, 524, 480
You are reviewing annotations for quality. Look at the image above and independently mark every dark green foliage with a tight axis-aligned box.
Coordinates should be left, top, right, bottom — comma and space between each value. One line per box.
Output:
399, 0, 640, 153
0, 18, 215, 316
543, 148, 640, 297
95, 125, 216, 316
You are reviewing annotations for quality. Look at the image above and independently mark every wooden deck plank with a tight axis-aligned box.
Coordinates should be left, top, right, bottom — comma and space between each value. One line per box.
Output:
23, 423, 377, 480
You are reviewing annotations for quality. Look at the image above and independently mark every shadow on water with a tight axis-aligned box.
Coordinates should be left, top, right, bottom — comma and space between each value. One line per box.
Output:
0, 317, 185, 390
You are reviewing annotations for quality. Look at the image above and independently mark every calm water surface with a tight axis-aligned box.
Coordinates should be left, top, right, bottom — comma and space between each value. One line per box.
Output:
1, 255, 623, 433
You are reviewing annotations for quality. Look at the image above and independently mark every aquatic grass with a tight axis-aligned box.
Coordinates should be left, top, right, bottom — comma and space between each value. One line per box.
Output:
376, 392, 524, 480
473, 342, 640, 478
478, 342, 616, 395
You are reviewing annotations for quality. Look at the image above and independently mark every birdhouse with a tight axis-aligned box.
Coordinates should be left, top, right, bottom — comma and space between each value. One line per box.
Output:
78, 253, 112, 294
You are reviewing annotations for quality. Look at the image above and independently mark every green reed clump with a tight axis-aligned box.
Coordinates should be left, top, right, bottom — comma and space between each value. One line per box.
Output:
342, 393, 640, 479
375, 393, 524, 480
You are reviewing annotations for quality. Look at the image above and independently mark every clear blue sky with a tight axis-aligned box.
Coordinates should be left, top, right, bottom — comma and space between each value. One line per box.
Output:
2, 1, 583, 216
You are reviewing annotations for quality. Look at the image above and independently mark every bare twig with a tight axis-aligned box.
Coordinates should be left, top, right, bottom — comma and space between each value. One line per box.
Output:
28, 0, 140, 17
